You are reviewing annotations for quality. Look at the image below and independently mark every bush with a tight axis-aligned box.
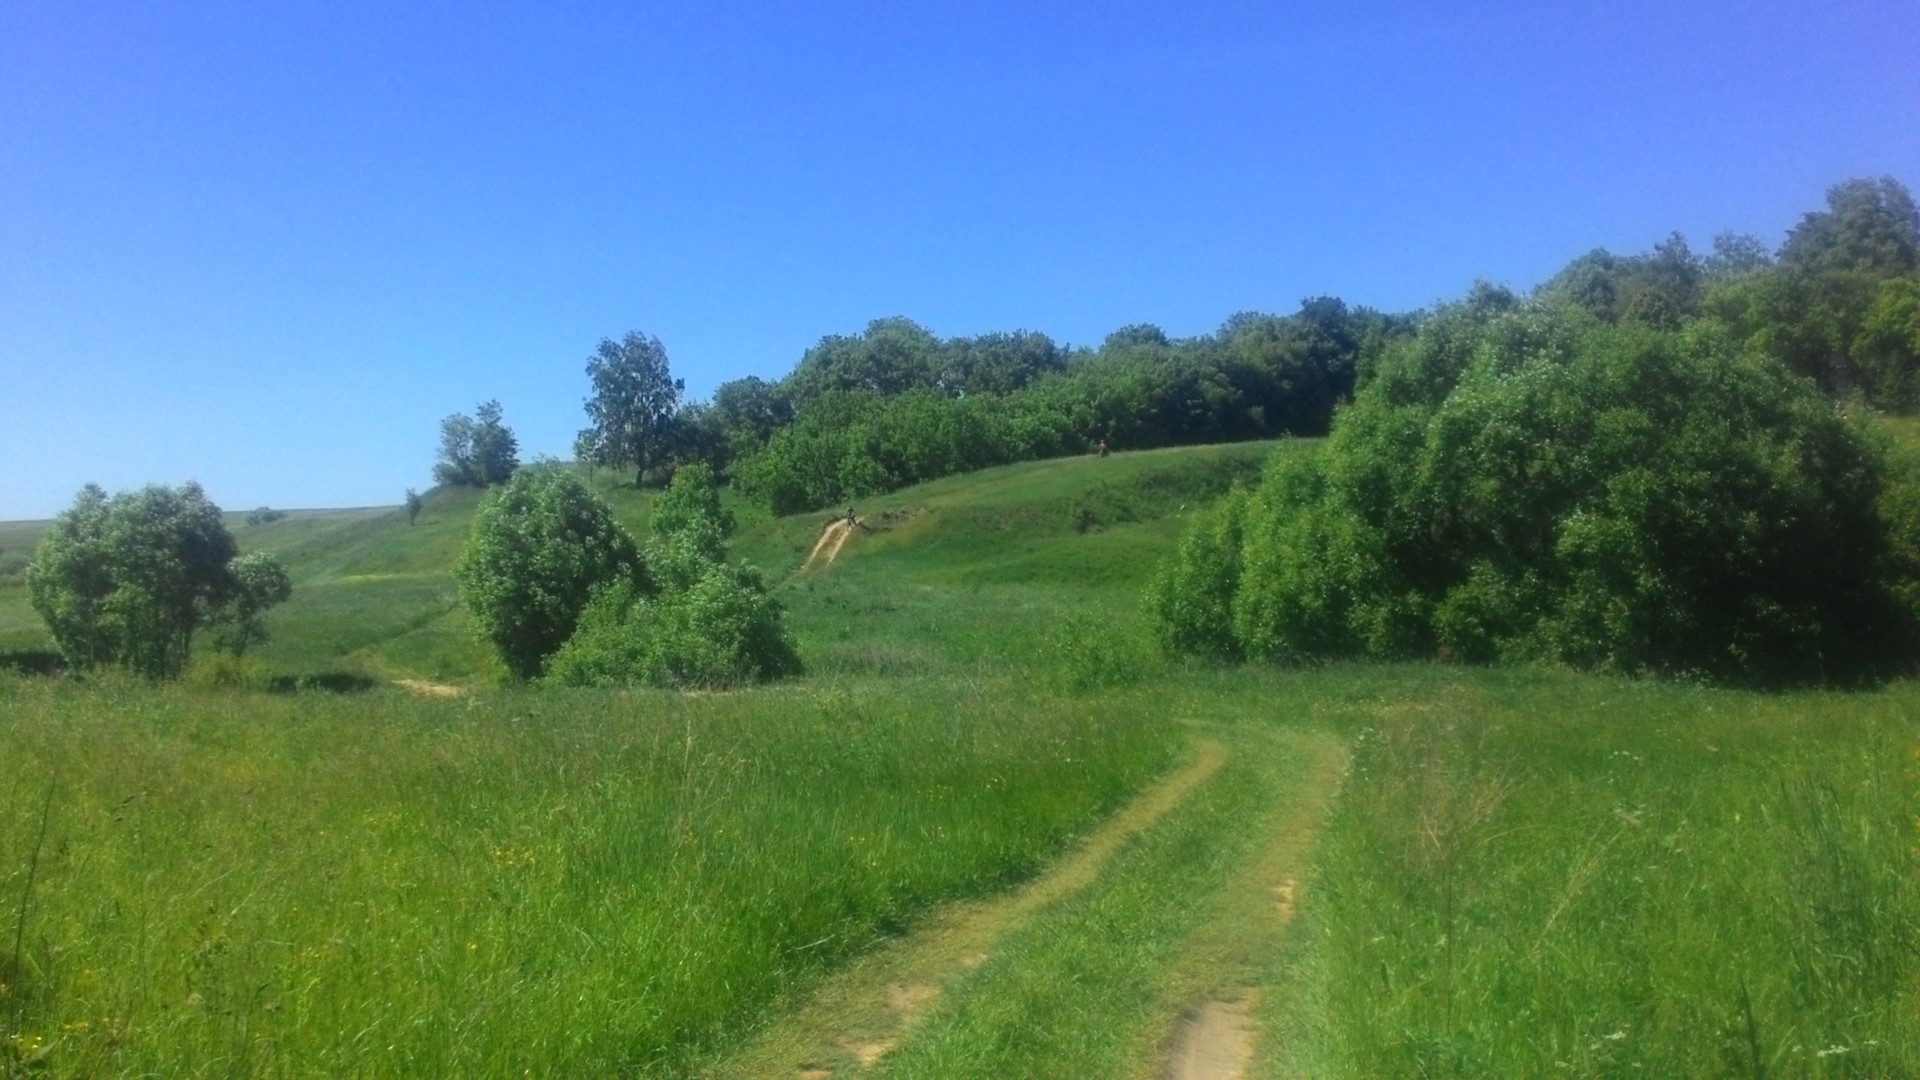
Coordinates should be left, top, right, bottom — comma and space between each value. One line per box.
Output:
544, 562, 801, 690
454, 465, 644, 680
27, 482, 294, 679
546, 467, 799, 688
1154, 302, 1920, 684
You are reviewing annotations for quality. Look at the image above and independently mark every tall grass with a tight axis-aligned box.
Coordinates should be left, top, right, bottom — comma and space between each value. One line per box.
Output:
0, 673, 1174, 1078
1286, 669, 1920, 1079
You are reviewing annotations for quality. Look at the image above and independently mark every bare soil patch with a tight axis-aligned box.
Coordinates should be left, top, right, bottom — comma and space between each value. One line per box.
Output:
1164, 996, 1260, 1080
395, 678, 463, 699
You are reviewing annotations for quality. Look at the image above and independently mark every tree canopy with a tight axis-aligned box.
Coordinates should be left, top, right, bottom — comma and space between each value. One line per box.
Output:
454, 465, 645, 680
581, 331, 685, 486
1152, 300, 1920, 685
27, 482, 293, 678
433, 400, 519, 488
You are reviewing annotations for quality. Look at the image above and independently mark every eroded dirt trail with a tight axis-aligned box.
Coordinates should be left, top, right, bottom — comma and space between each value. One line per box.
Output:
711, 740, 1228, 1080
782, 519, 860, 589
1157, 735, 1347, 1080
394, 677, 463, 698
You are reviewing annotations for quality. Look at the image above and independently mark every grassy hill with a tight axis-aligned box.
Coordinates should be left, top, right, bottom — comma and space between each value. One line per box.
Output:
1, 439, 1915, 1079
2, 441, 1279, 681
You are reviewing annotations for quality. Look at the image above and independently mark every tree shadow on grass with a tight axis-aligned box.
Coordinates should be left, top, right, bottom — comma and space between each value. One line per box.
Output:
0, 649, 65, 676
268, 671, 378, 694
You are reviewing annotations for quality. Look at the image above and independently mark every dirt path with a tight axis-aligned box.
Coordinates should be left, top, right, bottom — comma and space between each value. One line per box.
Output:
710, 739, 1228, 1079
1156, 734, 1348, 1080
780, 518, 861, 589
394, 678, 463, 699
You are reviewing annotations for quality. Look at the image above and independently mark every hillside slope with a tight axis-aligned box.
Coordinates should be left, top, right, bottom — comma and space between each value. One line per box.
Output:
1, 441, 1291, 679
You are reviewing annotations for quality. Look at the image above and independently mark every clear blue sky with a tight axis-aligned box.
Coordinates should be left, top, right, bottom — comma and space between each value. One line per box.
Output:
3, 0, 1915, 519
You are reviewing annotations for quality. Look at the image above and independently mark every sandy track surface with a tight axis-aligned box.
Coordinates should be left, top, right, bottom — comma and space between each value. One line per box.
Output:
394, 678, 463, 698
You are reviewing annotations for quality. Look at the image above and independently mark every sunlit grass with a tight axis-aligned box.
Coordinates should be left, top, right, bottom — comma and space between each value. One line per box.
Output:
1274, 668, 1920, 1080
0, 673, 1175, 1078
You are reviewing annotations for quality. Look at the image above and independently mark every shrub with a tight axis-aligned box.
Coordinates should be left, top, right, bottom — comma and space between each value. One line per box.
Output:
27, 482, 293, 679
545, 561, 801, 689
546, 467, 799, 688
455, 465, 644, 680
1155, 302, 1920, 684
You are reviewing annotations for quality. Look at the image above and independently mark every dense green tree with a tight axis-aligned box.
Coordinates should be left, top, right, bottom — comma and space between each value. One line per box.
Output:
1538, 233, 1703, 327
1780, 177, 1920, 277
455, 465, 645, 680
1156, 301, 1919, 684
936, 330, 1067, 396
782, 317, 943, 406
27, 482, 290, 678
433, 400, 519, 487
546, 465, 799, 688
582, 331, 685, 486
648, 462, 734, 558
1704, 232, 1774, 281
209, 550, 294, 656
710, 376, 794, 451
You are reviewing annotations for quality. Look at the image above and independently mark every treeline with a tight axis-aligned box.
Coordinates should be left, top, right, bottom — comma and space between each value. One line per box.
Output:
1538, 176, 1920, 407
1149, 175, 1920, 686
699, 177, 1919, 515
460, 175, 1917, 522
707, 301, 1405, 514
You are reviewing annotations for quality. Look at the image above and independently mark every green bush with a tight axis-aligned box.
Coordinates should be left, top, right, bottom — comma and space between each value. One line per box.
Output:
27, 482, 294, 679
544, 561, 801, 689
545, 465, 800, 689
1155, 301, 1920, 684
454, 465, 644, 680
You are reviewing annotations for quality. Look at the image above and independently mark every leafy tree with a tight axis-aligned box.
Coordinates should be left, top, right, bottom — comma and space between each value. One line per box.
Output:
648, 462, 734, 558
405, 488, 424, 525
433, 400, 519, 487
1156, 300, 1919, 685
782, 317, 943, 407
1780, 177, 1920, 277
26, 482, 290, 678
209, 550, 294, 656
582, 331, 684, 486
711, 376, 794, 450
1537, 233, 1703, 327
936, 330, 1067, 396
1704, 232, 1774, 280
546, 465, 798, 688
455, 465, 645, 680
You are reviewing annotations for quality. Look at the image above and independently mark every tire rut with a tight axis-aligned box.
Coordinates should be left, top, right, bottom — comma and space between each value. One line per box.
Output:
707, 739, 1228, 1079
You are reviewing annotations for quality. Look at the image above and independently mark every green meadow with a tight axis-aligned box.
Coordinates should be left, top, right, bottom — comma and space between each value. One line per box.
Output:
3, 442, 1916, 1078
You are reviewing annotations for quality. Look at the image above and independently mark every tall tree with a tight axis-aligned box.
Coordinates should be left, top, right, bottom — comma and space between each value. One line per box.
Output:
433, 400, 519, 487
1780, 176, 1920, 277
27, 482, 291, 678
582, 331, 684, 486
455, 465, 645, 680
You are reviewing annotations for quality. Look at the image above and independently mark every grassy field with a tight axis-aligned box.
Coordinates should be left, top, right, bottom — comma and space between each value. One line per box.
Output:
3, 441, 1917, 1078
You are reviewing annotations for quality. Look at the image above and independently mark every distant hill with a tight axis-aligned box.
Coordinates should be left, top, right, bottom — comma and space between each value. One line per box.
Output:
0, 440, 1288, 682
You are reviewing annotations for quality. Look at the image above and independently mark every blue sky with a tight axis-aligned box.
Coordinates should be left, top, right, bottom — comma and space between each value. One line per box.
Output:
3, 0, 1916, 519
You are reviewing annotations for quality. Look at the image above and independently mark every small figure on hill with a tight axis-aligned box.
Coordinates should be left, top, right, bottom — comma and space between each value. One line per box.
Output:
1097, 438, 1110, 458
405, 488, 424, 525
846, 506, 858, 529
